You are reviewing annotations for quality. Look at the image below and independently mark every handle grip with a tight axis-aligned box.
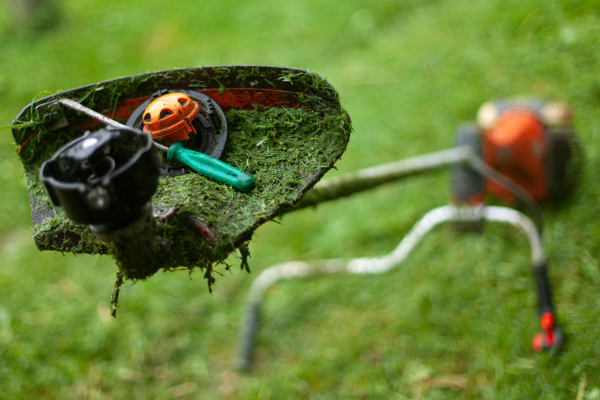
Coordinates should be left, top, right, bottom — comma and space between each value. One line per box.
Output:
235, 302, 260, 371
533, 262, 554, 315
167, 142, 255, 192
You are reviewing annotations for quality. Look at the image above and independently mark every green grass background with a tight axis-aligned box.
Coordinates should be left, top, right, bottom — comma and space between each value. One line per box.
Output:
1, 0, 600, 398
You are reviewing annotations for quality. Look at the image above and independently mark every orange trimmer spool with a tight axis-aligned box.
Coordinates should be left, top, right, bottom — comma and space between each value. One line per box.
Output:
142, 92, 200, 143
128, 89, 229, 177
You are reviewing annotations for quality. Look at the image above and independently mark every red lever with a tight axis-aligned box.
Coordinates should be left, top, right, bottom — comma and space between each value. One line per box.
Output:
532, 312, 558, 352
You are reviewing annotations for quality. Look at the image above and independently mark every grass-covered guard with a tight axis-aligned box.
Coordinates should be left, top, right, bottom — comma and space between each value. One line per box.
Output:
11, 66, 352, 288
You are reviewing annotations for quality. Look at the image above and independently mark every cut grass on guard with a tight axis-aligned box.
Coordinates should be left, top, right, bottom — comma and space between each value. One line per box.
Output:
10, 66, 352, 313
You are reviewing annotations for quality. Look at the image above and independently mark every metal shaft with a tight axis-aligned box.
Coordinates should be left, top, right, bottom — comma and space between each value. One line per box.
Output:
58, 99, 169, 153
58, 98, 127, 129
292, 146, 472, 211
289, 145, 543, 234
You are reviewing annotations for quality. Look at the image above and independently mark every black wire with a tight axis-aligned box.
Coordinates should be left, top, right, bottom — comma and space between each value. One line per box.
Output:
467, 154, 544, 235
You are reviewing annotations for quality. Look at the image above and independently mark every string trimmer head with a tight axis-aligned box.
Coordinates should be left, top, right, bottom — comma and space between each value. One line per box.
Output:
11, 66, 351, 299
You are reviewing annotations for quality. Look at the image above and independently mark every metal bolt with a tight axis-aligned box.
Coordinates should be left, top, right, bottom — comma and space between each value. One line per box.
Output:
87, 187, 110, 210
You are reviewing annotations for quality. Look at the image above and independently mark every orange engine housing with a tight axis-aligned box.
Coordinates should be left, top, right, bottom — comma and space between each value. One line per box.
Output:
484, 110, 548, 203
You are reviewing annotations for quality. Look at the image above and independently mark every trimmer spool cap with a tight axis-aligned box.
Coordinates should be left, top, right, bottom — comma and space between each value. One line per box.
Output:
142, 93, 200, 142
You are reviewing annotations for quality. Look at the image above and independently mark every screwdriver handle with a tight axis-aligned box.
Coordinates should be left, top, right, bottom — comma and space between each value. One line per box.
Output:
167, 142, 255, 192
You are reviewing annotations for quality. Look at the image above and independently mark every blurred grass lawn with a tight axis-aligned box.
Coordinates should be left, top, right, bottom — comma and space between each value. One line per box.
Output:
2, 0, 600, 398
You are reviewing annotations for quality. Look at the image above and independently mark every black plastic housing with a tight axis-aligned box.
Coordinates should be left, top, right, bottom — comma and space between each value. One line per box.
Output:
450, 123, 484, 203
40, 127, 160, 228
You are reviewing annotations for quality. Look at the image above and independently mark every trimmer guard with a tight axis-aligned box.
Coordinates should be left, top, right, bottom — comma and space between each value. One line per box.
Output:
12, 66, 351, 281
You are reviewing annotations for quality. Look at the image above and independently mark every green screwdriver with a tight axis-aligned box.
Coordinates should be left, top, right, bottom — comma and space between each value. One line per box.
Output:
53, 98, 256, 193
156, 140, 255, 192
